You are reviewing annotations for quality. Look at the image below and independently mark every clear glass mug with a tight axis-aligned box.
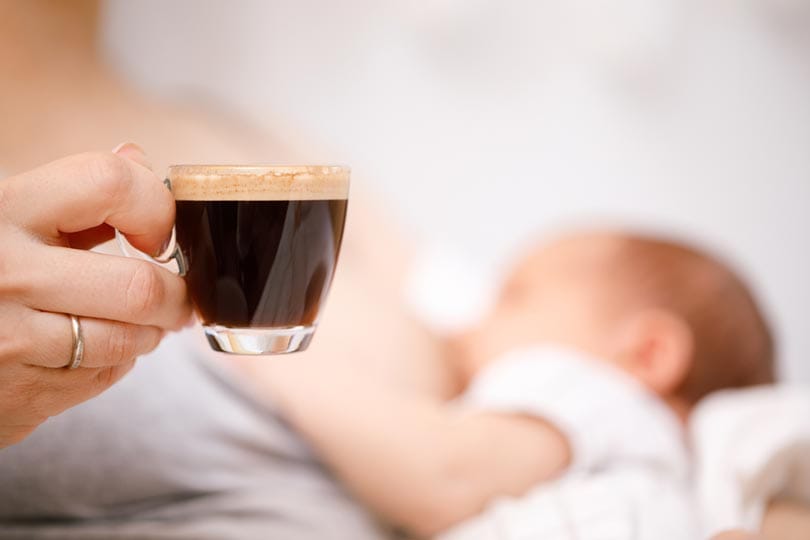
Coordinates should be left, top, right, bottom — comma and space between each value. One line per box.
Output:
119, 165, 349, 355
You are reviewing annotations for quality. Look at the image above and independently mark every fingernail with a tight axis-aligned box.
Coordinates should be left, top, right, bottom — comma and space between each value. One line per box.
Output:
112, 141, 143, 153
112, 142, 153, 170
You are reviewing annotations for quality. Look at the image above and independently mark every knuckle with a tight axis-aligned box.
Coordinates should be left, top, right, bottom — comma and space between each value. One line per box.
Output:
125, 264, 165, 321
0, 231, 29, 298
142, 328, 163, 355
85, 152, 133, 201
0, 310, 31, 361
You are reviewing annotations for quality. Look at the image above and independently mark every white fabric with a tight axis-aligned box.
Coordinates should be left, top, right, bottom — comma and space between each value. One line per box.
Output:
404, 244, 497, 332
441, 467, 696, 540
690, 385, 810, 536
441, 346, 698, 540
460, 346, 688, 475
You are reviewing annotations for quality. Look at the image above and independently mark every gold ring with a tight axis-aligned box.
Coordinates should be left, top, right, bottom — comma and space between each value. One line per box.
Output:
67, 315, 84, 369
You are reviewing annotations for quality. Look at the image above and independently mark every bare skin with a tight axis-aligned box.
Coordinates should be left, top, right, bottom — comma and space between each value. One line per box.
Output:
245, 236, 675, 535
243, 234, 810, 537
760, 498, 810, 540
0, 0, 450, 448
3, 2, 806, 536
712, 533, 761, 540
710, 497, 810, 539
0, 147, 192, 446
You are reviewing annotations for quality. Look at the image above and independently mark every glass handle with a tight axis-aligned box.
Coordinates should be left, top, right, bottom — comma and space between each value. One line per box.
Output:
114, 226, 187, 277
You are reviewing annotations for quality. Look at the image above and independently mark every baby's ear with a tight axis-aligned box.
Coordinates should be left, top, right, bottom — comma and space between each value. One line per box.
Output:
611, 309, 693, 397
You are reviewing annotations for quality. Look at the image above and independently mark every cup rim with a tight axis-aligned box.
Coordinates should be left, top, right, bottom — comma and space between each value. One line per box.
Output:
167, 164, 350, 201
168, 164, 350, 177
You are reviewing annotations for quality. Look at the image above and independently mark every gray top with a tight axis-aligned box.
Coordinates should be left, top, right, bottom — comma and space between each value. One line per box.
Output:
0, 331, 387, 540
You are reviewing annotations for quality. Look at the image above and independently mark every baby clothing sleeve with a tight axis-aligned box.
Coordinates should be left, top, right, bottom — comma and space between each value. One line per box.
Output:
691, 384, 810, 535
442, 346, 696, 540
459, 345, 688, 474
440, 466, 697, 540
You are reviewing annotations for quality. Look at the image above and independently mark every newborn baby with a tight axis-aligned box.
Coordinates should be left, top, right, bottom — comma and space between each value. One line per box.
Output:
255, 231, 774, 539
450, 230, 773, 411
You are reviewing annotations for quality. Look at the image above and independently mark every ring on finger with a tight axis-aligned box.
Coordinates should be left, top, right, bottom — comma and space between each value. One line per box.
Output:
65, 314, 84, 369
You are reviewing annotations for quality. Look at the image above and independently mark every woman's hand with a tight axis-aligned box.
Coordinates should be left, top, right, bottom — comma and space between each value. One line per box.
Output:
0, 146, 192, 447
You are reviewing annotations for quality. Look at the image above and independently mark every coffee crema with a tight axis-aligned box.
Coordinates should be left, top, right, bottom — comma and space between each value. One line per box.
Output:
169, 165, 350, 201
170, 165, 349, 336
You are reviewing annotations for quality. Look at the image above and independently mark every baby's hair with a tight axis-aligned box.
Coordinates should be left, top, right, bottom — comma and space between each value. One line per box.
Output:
609, 233, 776, 403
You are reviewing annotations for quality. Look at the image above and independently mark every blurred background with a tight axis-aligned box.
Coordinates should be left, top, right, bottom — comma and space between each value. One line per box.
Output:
100, 0, 807, 381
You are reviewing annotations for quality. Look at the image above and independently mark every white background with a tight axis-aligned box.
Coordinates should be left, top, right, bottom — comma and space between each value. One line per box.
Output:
103, 0, 810, 381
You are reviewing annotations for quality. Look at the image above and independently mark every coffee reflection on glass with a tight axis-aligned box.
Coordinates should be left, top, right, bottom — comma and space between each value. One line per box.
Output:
170, 165, 349, 355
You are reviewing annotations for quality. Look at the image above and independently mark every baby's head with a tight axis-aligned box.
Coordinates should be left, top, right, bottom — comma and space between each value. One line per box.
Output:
452, 231, 775, 412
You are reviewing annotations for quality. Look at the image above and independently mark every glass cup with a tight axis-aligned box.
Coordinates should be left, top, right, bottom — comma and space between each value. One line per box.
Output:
119, 165, 349, 355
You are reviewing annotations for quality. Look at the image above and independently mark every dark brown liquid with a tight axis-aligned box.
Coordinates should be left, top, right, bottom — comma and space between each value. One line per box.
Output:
175, 199, 347, 328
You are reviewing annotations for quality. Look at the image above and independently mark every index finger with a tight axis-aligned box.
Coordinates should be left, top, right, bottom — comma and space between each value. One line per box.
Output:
0, 151, 174, 255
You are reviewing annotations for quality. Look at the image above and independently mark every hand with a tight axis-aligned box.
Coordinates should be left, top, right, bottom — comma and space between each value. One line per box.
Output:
0, 145, 192, 447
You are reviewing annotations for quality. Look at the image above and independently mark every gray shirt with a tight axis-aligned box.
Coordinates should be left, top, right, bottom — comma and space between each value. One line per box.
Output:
0, 331, 387, 540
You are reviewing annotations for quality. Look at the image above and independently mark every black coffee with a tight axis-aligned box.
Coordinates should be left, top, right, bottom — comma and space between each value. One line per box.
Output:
175, 199, 347, 328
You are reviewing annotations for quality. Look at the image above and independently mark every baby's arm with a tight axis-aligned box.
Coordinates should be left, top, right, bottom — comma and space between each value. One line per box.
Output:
710, 500, 810, 540
760, 498, 810, 539
255, 359, 570, 537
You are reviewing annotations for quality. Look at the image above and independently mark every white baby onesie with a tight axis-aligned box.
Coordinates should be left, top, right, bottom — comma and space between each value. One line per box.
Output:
691, 384, 810, 535
440, 346, 699, 540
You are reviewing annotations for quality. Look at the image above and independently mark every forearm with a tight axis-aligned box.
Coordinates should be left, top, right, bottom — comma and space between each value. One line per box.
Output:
258, 361, 569, 536
709, 499, 810, 540
761, 498, 810, 540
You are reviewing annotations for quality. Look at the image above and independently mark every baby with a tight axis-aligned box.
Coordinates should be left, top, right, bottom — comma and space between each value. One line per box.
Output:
450, 230, 774, 415
256, 231, 775, 539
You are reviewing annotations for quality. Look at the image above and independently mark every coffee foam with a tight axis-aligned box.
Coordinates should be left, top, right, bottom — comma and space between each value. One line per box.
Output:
168, 165, 350, 201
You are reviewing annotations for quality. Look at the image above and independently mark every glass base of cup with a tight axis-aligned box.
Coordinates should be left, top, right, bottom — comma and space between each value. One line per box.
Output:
203, 325, 316, 355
